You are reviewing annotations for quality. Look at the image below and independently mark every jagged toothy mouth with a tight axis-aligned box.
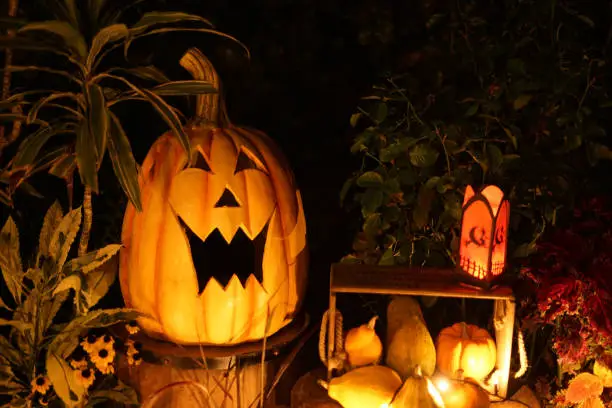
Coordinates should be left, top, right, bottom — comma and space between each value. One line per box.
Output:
178, 217, 268, 293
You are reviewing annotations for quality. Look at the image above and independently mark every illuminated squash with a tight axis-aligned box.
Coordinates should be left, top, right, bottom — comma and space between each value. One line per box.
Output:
436, 322, 497, 381
344, 316, 383, 367
119, 48, 308, 345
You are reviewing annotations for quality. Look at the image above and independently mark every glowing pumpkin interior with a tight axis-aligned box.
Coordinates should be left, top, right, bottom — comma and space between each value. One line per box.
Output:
458, 185, 509, 281
119, 49, 308, 345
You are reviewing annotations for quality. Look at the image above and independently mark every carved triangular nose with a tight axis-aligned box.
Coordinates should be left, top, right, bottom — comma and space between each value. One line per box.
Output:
215, 188, 240, 207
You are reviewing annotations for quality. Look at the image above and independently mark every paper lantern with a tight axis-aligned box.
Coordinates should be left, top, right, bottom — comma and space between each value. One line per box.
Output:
458, 185, 509, 283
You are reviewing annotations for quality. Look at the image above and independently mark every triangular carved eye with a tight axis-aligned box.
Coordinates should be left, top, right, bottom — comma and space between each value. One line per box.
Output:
235, 149, 265, 174
215, 188, 240, 207
193, 149, 212, 172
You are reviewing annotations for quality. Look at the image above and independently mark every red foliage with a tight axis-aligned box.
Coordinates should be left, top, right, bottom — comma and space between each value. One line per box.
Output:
521, 196, 612, 373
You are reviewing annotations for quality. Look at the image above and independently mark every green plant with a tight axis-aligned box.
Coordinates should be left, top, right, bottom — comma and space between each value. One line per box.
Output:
0, 201, 140, 407
0, 0, 247, 211
341, 0, 612, 269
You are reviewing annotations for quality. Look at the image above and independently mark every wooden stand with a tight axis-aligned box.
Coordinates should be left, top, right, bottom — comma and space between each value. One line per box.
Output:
115, 314, 309, 408
326, 263, 515, 399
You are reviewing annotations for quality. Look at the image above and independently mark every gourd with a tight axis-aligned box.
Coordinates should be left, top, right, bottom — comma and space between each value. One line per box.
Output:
344, 316, 383, 367
386, 296, 436, 378
437, 374, 490, 408
392, 366, 443, 408
436, 322, 497, 381
322, 365, 402, 408
119, 48, 308, 345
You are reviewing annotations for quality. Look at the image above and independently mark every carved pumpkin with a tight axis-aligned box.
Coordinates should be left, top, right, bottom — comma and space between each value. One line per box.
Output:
436, 322, 497, 382
119, 48, 308, 345
458, 185, 509, 284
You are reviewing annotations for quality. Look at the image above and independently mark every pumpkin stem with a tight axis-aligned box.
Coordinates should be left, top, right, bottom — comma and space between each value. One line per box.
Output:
366, 316, 378, 330
461, 321, 469, 339
414, 365, 423, 378
455, 368, 465, 381
179, 48, 227, 125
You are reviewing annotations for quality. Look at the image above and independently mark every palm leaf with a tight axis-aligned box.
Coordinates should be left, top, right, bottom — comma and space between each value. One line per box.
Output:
18, 21, 87, 58
84, 83, 109, 167
75, 121, 99, 192
86, 24, 129, 72
149, 80, 217, 96
26, 92, 81, 125
108, 112, 141, 211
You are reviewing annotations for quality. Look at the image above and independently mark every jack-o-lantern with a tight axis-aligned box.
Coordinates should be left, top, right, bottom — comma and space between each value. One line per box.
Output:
458, 185, 509, 284
119, 48, 308, 345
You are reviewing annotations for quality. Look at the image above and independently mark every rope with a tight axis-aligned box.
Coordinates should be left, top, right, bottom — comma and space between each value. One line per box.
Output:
514, 323, 529, 379
319, 309, 345, 369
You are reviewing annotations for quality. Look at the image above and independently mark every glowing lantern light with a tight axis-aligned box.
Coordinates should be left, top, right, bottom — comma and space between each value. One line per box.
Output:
458, 185, 509, 284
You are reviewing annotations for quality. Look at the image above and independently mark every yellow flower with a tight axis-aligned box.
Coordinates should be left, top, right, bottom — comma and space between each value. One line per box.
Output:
127, 352, 142, 367
90, 346, 116, 375
31, 375, 50, 394
125, 339, 143, 357
81, 334, 100, 355
69, 355, 88, 370
126, 321, 140, 335
75, 368, 95, 389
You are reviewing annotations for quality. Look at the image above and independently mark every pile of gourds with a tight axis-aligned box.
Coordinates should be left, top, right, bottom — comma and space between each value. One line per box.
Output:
322, 296, 495, 408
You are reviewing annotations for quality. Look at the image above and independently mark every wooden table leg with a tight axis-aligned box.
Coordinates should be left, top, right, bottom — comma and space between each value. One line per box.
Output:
494, 298, 515, 399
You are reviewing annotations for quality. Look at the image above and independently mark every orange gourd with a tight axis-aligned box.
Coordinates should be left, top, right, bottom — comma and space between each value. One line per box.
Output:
119, 48, 308, 345
435, 322, 497, 381
344, 316, 383, 367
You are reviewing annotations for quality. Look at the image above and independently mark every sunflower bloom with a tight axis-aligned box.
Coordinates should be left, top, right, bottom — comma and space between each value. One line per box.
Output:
81, 334, 100, 355
69, 355, 88, 370
75, 368, 96, 389
91, 346, 116, 374
31, 375, 50, 394
126, 321, 140, 335
127, 352, 143, 367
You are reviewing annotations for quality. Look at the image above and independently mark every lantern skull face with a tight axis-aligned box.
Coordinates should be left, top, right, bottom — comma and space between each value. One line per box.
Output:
458, 185, 509, 284
119, 126, 308, 345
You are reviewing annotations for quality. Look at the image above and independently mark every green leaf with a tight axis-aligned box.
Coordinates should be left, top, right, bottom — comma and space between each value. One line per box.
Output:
413, 184, 435, 229
86, 381, 139, 406
0, 218, 23, 303
39, 290, 69, 337
49, 308, 142, 358
409, 144, 439, 167
13, 123, 74, 168
106, 66, 170, 83
464, 103, 479, 117
130, 11, 214, 34
486, 144, 504, 174
19, 21, 87, 58
0, 336, 20, 366
108, 113, 141, 211
62, 244, 121, 276
503, 127, 518, 150
349, 112, 362, 128
0, 318, 33, 334
149, 80, 216, 96
75, 121, 99, 192
339, 177, 355, 206
361, 190, 383, 217
0, 35, 71, 56
53, 274, 83, 297
48, 207, 82, 270
26, 93, 80, 126
512, 243, 536, 258
82, 255, 118, 309
87, 24, 129, 71
513, 94, 532, 110
46, 353, 85, 407
378, 248, 395, 265
49, 153, 77, 179
373, 102, 388, 123
363, 213, 382, 239
84, 83, 109, 166
356, 171, 384, 188
38, 202, 64, 259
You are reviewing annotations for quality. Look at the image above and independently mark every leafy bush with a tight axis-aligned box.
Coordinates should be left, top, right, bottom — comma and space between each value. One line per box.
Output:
341, 0, 612, 269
